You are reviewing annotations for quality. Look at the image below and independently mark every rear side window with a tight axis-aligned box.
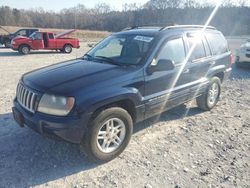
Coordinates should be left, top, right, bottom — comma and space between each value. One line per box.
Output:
48, 33, 54, 39
156, 37, 185, 65
187, 35, 206, 61
206, 33, 228, 55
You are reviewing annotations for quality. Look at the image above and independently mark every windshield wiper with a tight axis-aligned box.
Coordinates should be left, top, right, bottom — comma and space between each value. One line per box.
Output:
82, 54, 123, 66
95, 56, 114, 63
94, 56, 122, 66
82, 53, 93, 60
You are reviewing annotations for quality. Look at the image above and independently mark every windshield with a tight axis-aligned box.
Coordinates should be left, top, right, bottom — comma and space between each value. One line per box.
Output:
86, 34, 155, 65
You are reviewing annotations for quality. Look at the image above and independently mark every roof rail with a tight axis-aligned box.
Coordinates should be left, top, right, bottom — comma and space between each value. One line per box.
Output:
122, 26, 137, 31
122, 26, 162, 31
160, 25, 216, 31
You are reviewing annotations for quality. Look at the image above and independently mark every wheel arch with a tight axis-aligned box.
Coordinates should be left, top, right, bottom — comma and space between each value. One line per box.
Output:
63, 43, 73, 48
18, 43, 32, 50
207, 65, 225, 83
90, 98, 137, 124
213, 72, 224, 83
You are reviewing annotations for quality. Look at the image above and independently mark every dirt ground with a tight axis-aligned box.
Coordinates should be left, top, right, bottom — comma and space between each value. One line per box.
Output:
0, 39, 249, 188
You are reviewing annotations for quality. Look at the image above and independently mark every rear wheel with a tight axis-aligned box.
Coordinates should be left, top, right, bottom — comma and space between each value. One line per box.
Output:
196, 77, 221, 111
235, 56, 241, 68
18, 45, 30, 55
63, 44, 72, 53
81, 107, 133, 162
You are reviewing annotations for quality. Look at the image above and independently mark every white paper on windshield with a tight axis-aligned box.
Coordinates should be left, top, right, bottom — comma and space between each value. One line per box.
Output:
134, 36, 154, 42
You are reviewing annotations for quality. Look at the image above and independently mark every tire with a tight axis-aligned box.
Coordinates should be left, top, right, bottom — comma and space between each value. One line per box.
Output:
63, 44, 72, 53
81, 107, 133, 162
18, 45, 30, 55
4, 40, 11, 48
235, 57, 242, 68
196, 77, 221, 111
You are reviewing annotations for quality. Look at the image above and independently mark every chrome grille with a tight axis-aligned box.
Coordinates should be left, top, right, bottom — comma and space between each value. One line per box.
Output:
16, 83, 37, 113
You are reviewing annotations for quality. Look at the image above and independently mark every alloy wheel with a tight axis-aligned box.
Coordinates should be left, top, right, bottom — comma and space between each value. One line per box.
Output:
96, 118, 126, 153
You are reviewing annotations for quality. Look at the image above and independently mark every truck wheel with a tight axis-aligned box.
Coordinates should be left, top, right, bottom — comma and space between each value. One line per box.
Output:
63, 44, 72, 53
4, 40, 11, 48
81, 107, 133, 162
235, 60, 244, 68
18, 45, 30, 55
196, 77, 221, 111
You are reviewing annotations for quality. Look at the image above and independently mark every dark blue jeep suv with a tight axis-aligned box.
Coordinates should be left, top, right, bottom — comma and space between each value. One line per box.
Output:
12, 25, 233, 161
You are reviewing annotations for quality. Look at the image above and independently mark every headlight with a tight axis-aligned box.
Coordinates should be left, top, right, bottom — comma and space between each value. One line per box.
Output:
11, 40, 15, 45
37, 94, 75, 116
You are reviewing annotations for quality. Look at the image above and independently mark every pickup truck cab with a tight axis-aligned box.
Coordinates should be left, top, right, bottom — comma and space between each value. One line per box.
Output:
12, 25, 233, 161
11, 29, 80, 54
0, 28, 38, 48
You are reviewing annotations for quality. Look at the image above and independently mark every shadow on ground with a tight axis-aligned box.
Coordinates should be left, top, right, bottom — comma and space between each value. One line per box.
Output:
134, 104, 204, 133
0, 113, 98, 187
0, 104, 203, 187
230, 64, 250, 80
0, 51, 20, 56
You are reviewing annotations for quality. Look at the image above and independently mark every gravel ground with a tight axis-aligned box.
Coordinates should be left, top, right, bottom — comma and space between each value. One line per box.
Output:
0, 40, 249, 188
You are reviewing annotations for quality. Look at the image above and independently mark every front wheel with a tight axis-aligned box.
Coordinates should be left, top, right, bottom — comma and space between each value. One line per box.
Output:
81, 107, 133, 162
18, 45, 30, 55
196, 77, 221, 111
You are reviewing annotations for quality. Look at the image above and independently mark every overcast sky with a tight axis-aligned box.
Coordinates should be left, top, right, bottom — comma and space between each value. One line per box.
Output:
1, 0, 248, 11
0, 0, 149, 11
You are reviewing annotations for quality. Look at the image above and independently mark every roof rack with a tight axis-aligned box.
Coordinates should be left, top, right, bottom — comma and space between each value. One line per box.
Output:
160, 25, 216, 31
122, 26, 163, 31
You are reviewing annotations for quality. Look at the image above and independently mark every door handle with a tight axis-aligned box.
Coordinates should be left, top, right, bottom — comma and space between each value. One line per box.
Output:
183, 68, 190, 74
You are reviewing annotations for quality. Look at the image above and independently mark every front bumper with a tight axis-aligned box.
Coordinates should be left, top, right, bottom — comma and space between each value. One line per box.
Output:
11, 44, 18, 51
13, 99, 91, 144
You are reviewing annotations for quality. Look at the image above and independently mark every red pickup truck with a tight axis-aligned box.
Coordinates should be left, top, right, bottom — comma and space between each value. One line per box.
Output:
11, 29, 80, 54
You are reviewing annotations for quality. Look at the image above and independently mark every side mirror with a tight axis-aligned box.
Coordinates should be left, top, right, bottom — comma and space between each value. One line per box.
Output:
148, 59, 175, 74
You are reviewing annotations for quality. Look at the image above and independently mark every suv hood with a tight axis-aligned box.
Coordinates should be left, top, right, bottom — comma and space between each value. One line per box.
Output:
22, 59, 137, 94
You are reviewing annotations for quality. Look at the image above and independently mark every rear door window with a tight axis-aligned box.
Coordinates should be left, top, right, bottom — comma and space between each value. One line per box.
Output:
187, 34, 206, 61
202, 37, 212, 56
48, 33, 54, 39
206, 33, 228, 55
